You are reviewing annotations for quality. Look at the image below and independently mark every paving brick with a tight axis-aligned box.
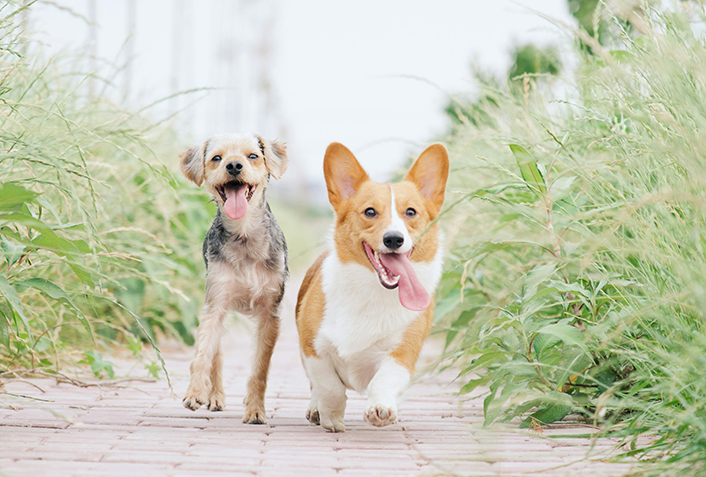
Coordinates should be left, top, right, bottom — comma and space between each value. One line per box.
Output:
0, 288, 636, 477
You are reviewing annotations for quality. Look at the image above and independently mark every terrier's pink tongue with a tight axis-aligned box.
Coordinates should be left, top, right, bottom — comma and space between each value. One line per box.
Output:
224, 184, 248, 220
379, 253, 430, 311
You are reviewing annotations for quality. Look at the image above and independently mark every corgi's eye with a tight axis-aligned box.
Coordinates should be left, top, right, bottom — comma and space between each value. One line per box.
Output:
211, 155, 222, 162
248, 154, 258, 160
364, 207, 377, 218
405, 208, 417, 217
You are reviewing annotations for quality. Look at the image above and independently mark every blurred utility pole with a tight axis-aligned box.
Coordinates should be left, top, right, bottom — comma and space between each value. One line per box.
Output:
123, 0, 136, 105
87, 0, 97, 97
18, 0, 32, 55
171, 0, 185, 114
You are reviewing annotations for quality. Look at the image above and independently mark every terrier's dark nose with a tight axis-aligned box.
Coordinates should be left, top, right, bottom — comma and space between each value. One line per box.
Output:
383, 232, 404, 250
226, 161, 243, 176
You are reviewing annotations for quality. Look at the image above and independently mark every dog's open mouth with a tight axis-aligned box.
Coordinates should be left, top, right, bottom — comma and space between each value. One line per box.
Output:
362, 242, 430, 311
216, 181, 257, 220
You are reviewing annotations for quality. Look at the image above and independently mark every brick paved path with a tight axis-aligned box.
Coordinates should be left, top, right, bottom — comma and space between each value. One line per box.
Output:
0, 286, 634, 477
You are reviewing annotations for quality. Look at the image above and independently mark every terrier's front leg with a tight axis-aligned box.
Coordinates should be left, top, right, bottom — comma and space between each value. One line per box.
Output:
207, 347, 226, 411
183, 306, 225, 411
242, 313, 280, 424
364, 357, 410, 427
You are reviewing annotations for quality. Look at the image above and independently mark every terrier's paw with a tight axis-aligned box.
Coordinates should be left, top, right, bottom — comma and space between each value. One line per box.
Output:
306, 406, 320, 425
183, 387, 209, 411
242, 406, 268, 425
321, 414, 345, 433
207, 391, 226, 412
364, 404, 398, 427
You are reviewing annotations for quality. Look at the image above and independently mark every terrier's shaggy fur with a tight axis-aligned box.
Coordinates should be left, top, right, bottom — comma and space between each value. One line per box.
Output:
180, 133, 288, 424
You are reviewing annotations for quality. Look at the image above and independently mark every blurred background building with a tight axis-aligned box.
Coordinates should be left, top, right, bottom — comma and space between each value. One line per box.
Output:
27, 0, 575, 201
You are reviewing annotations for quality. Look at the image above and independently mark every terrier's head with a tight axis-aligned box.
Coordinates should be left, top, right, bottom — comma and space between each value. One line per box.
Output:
180, 133, 288, 219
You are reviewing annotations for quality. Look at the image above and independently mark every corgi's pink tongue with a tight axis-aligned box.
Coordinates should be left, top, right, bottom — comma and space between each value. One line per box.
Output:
379, 253, 430, 311
224, 184, 248, 220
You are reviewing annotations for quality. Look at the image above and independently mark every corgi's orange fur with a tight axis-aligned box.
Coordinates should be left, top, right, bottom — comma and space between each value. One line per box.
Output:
296, 142, 449, 432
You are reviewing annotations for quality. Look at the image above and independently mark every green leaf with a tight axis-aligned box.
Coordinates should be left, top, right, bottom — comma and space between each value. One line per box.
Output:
537, 322, 588, 352
509, 144, 547, 196
520, 402, 572, 428
549, 176, 575, 202
1, 235, 25, 267
609, 49, 635, 64
0, 274, 30, 338
81, 351, 115, 379
68, 262, 95, 286
13, 278, 93, 341
0, 212, 79, 257
0, 183, 39, 211
126, 335, 143, 355
0, 307, 10, 348
523, 264, 556, 301
532, 332, 561, 359
145, 361, 160, 379
465, 351, 508, 373
459, 376, 490, 395
14, 278, 74, 303
98, 298, 171, 390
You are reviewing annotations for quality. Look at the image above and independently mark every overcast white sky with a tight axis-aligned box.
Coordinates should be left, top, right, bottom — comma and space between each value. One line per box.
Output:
29, 0, 575, 199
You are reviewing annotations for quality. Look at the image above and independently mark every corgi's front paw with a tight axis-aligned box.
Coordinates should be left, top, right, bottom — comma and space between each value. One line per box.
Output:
306, 406, 320, 425
364, 404, 398, 427
320, 413, 345, 433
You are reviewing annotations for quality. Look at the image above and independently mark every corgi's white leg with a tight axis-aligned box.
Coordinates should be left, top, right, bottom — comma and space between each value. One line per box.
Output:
303, 355, 347, 432
305, 394, 321, 425
364, 357, 410, 427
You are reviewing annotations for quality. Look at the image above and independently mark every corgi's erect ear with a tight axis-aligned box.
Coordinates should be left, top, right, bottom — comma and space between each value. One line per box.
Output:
257, 135, 289, 180
404, 143, 449, 213
324, 142, 370, 210
179, 140, 209, 186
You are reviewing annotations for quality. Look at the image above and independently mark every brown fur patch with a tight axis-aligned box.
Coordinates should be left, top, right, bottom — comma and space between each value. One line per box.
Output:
404, 143, 449, 214
324, 142, 370, 209
390, 302, 435, 373
296, 251, 329, 358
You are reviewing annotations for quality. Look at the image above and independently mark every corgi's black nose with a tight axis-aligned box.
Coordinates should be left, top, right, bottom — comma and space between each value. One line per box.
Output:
226, 161, 243, 176
383, 232, 404, 250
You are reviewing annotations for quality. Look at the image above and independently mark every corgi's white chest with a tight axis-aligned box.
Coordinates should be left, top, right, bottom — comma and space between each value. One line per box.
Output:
314, 250, 442, 392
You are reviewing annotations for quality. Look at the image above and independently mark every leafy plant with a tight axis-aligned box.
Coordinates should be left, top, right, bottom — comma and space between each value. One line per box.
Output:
0, 1, 213, 381
438, 3, 706, 475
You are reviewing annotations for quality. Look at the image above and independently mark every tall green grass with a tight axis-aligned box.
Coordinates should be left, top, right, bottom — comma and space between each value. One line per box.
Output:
0, 2, 213, 381
439, 4, 706, 475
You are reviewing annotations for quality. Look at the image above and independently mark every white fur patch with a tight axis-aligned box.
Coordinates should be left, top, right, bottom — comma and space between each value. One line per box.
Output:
384, 186, 413, 254
366, 357, 411, 407
314, 242, 443, 393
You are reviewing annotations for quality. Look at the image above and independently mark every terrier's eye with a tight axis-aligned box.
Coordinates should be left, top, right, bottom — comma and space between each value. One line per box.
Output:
364, 207, 377, 218
405, 208, 417, 217
211, 155, 222, 162
248, 154, 258, 160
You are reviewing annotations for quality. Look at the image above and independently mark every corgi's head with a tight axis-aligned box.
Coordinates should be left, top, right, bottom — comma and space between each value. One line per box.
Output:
180, 133, 288, 220
324, 142, 449, 311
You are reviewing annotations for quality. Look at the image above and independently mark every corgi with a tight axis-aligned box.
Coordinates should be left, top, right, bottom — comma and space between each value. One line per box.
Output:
295, 142, 449, 432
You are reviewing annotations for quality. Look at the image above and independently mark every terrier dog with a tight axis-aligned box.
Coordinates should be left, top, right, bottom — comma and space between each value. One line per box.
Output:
296, 142, 449, 432
180, 133, 288, 424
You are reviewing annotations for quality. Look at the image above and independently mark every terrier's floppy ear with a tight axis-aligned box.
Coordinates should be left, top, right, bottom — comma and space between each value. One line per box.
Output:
323, 142, 370, 210
256, 136, 289, 180
404, 143, 449, 214
180, 140, 209, 186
